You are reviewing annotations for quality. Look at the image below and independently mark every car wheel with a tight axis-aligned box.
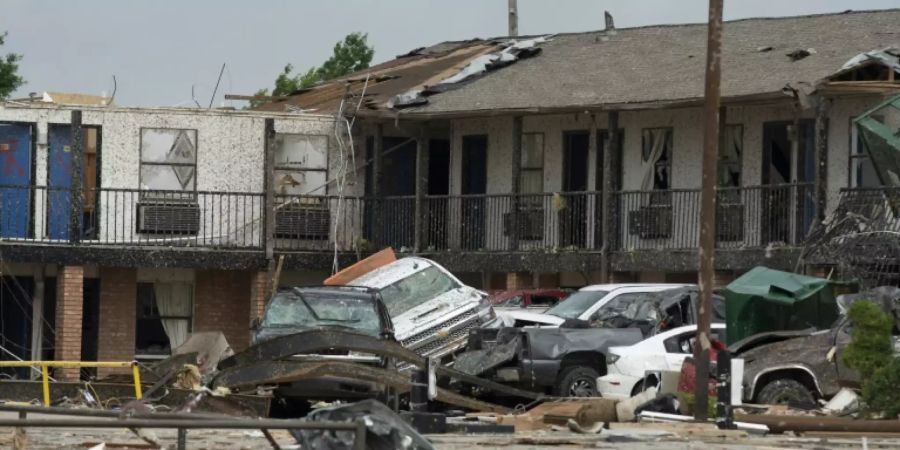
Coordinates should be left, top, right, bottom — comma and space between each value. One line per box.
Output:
755, 378, 816, 406
555, 366, 600, 397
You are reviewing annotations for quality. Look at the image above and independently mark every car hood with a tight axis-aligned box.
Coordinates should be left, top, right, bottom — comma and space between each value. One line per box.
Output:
254, 325, 379, 345
487, 310, 564, 328
736, 329, 834, 366
727, 328, 819, 355
392, 287, 483, 339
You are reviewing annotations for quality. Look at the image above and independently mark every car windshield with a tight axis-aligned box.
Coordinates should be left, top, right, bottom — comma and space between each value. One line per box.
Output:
379, 266, 460, 316
544, 290, 609, 319
262, 290, 382, 336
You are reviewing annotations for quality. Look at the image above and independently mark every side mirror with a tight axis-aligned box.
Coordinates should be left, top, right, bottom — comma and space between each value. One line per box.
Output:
250, 317, 261, 330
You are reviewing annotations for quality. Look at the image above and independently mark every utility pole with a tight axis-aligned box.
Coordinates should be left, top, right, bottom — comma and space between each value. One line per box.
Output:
508, 0, 518, 37
695, 0, 723, 422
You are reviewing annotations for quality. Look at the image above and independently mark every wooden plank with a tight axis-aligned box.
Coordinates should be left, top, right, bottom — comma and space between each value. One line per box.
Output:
324, 248, 396, 285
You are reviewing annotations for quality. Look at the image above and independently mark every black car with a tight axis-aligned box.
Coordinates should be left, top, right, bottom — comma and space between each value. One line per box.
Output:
252, 286, 395, 399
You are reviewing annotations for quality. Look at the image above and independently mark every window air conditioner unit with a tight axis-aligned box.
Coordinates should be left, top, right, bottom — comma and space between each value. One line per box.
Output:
716, 203, 745, 241
628, 205, 672, 239
136, 202, 200, 234
275, 205, 330, 240
503, 208, 544, 240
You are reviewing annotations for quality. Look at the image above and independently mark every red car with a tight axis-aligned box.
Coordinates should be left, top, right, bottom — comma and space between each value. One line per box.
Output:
488, 289, 569, 312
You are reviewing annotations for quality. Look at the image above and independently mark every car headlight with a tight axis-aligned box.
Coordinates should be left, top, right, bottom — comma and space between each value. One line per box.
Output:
607, 353, 620, 364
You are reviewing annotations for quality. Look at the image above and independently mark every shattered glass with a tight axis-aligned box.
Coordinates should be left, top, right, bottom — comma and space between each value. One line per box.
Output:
261, 290, 383, 336
544, 290, 609, 319
379, 266, 460, 316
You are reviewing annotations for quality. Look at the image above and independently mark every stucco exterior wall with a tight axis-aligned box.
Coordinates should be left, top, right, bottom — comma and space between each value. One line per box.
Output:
0, 105, 340, 246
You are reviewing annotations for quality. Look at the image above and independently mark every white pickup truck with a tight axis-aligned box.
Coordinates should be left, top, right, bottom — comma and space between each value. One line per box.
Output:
348, 257, 495, 360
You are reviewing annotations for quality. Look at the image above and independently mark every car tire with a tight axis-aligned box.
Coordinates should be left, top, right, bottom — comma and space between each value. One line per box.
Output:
755, 378, 816, 406
555, 366, 600, 397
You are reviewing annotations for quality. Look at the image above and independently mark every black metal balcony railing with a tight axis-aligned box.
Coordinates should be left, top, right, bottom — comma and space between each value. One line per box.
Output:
616, 183, 816, 251
0, 184, 817, 254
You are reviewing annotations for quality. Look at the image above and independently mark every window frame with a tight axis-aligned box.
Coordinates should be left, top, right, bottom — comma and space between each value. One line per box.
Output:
138, 127, 199, 201
641, 128, 674, 207
273, 133, 330, 197
519, 132, 545, 201
135, 282, 194, 359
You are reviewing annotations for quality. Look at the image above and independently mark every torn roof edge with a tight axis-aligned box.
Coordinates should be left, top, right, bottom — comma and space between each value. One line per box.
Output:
388, 35, 554, 110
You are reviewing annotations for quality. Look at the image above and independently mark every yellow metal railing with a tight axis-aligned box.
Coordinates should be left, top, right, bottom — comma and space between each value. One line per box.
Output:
0, 361, 142, 406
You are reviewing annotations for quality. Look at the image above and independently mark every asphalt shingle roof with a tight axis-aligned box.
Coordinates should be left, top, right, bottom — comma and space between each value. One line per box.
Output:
406, 9, 900, 115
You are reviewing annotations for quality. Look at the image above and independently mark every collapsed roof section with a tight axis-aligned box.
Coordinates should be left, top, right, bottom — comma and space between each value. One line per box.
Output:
816, 46, 900, 96
388, 36, 552, 109
252, 40, 501, 113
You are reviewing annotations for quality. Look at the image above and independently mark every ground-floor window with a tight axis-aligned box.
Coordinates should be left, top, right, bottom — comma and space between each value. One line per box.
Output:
135, 282, 193, 358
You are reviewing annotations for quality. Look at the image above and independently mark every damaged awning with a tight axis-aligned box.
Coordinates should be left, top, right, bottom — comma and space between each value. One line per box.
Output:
856, 94, 900, 190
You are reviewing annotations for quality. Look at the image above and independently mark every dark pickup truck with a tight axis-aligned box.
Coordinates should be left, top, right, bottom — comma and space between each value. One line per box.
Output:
456, 286, 725, 397
252, 286, 396, 400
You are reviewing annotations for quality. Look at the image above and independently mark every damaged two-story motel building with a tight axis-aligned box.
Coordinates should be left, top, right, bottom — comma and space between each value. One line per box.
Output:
1, 9, 899, 379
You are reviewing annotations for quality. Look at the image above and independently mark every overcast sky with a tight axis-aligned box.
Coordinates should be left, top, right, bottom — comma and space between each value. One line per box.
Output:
2, 0, 897, 107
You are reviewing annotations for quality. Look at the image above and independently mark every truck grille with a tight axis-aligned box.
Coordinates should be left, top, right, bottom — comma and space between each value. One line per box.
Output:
401, 308, 478, 348
414, 323, 479, 357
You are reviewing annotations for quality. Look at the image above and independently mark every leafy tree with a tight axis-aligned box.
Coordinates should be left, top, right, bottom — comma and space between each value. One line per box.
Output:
0, 32, 25, 99
251, 32, 374, 108
843, 300, 893, 381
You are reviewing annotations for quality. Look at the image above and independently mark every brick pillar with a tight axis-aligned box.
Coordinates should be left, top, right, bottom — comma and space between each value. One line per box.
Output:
250, 271, 268, 324
97, 268, 137, 377
195, 270, 252, 352
55, 266, 84, 381
712, 270, 734, 289
506, 272, 532, 289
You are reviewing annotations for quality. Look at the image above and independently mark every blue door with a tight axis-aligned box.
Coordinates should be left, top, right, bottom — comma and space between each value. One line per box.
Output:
0, 123, 33, 238
48, 125, 80, 240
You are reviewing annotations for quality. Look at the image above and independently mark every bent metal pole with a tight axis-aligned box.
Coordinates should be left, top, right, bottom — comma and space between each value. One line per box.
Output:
695, 0, 723, 422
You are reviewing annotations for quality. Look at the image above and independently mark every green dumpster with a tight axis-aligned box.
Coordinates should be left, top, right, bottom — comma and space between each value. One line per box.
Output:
724, 266, 842, 344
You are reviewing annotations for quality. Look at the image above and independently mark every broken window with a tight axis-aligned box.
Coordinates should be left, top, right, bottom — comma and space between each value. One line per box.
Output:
262, 290, 383, 336
850, 120, 882, 188
379, 266, 460, 316
135, 282, 193, 358
140, 129, 197, 199
274, 134, 328, 196
641, 128, 673, 204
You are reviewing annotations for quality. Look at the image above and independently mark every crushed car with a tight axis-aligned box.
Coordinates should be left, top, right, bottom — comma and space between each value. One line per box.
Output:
488, 283, 694, 328
250, 285, 396, 400
455, 286, 725, 397
346, 256, 494, 360
731, 286, 900, 406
